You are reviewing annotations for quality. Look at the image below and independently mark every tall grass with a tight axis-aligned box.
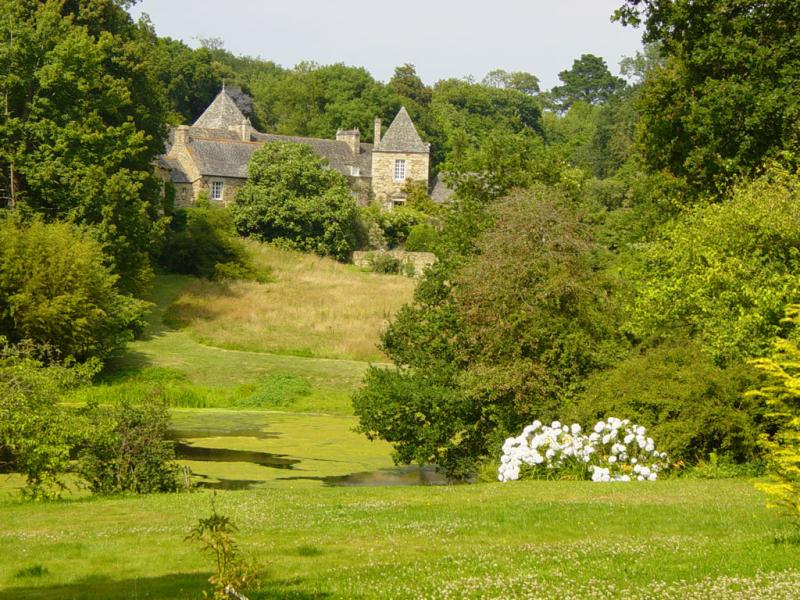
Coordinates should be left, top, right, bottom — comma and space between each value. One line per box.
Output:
164, 242, 415, 362
68, 366, 339, 411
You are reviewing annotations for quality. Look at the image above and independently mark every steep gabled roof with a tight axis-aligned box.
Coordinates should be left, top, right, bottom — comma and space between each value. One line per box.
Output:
374, 106, 429, 153
193, 89, 247, 130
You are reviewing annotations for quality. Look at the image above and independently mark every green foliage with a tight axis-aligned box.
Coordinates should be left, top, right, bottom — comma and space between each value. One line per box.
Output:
232, 142, 360, 261
404, 223, 439, 252
160, 199, 265, 282
628, 170, 800, 365
359, 203, 427, 249
249, 61, 396, 140
750, 305, 800, 522
355, 187, 625, 476
0, 344, 96, 499
152, 37, 219, 123
0, 217, 150, 362
549, 54, 626, 111
78, 399, 185, 494
568, 341, 765, 462
482, 69, 540, 95
0, 0, 170, 292
615, 0, 800, 194
186, 496, 260, 599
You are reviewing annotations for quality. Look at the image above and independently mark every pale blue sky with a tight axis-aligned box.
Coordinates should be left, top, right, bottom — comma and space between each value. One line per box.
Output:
130, 0, 643, 90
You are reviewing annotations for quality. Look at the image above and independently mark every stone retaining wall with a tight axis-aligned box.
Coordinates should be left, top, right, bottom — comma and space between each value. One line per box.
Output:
353, 250, 436, 277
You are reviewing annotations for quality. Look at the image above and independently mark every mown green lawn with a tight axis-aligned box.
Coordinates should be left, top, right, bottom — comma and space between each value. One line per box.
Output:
0, 480, 798, 599
5, 267, 799, 599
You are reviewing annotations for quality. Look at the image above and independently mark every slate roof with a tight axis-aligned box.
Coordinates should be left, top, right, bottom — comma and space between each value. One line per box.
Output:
193, 90, 248, 130
429, 172, 455, 203
184, 133, 373, 180
374, 106, 429, 153
252, 132, 373, 177
187, 139, 259, 179
160, 157, 191, 183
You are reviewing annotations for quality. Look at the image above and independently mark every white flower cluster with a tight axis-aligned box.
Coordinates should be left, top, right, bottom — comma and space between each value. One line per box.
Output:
498, 417, 669, 483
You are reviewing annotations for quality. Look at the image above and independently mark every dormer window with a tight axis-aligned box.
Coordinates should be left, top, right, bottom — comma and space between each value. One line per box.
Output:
210, 180, 224, 200
393, 159, 406, 181
350, 165, 360, 176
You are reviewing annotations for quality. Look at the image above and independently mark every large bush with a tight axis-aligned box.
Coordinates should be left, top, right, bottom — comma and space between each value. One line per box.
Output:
567, 341, 765, 462
0, 217, 149, 362
78, 399, 184, 494
231, 142, 361, 260
750, 305, 800, 522
160, 198, 261, 281
355, 186, 625, 477
0, 344, 95, 499
628, 170, 800, 365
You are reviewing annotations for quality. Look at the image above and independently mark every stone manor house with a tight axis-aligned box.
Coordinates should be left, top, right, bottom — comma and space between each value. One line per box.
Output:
157, 88, 451, 208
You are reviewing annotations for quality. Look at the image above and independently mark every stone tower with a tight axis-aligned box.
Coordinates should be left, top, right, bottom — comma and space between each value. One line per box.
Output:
370, 107, 430, 208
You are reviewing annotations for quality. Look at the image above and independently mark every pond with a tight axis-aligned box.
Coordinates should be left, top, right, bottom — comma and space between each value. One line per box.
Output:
169, 409, 453, 489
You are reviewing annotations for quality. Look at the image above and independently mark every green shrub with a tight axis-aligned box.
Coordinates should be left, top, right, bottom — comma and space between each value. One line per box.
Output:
161, 199, 262, 282
0, 343, 97, 499
359, 204, 427, 249
404, 223, 439, 252
750, 305, 800, 522
567, 341, 765, 463
628, 169, 800, 365
187, 497, 260, 599
0, 217, 150, 362
369, 254, 404, 274
355, 186, 627, 477
232, 142, 361, 261
78, 399, 185, 494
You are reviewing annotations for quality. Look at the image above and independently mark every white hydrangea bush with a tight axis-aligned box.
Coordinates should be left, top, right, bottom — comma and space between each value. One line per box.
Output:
498, 417, 669, 483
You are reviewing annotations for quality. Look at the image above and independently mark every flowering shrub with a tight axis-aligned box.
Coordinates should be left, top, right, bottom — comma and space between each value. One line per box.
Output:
498, 417, 669, 483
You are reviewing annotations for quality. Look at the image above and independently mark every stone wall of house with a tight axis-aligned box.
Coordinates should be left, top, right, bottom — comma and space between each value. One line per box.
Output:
370, 151, 429, 208
197, 176, 245, 206
352, 250, 436, 277
173, 183, 195, 207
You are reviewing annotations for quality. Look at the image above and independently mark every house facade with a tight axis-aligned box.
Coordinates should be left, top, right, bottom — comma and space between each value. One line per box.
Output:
158, 89, 448, 209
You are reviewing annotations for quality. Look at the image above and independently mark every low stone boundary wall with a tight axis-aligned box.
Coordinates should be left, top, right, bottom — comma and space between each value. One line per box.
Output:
353, 250, 436, 277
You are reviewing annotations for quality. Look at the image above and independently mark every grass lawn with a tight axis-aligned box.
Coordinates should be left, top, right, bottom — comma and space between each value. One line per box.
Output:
1, 480, 798, 599
164, 243, 416, 362
6, 247, 799, 599
77, 267, 386, 415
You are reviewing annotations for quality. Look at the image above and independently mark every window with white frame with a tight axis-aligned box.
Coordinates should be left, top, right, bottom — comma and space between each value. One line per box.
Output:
350, 165, 360, 176
392, 198, 406, 209
210, 180, 224, 200
393, 159, 406, 181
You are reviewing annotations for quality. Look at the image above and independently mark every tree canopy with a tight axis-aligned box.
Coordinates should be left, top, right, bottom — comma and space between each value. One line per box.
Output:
550, 54, 626, 111
231, 142, 361, 261
0, 0, 169, 292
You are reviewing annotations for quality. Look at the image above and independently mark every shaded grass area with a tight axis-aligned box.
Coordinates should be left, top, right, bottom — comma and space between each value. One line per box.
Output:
0, 480, 799, 599
164, 242, 415, 362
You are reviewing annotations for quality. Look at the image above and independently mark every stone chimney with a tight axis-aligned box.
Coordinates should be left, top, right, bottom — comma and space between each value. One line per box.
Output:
374, 117, 381, 144
174, 125, 190, 147
240, 118, 252, 142
336, 128, 360, 155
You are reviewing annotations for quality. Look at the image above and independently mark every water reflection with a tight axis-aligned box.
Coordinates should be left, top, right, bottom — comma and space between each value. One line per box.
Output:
280, 465, 454, 487
174, 442, 299, 469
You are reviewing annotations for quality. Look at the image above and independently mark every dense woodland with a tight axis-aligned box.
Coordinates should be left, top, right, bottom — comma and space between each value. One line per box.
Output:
1, 0, 800, 512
